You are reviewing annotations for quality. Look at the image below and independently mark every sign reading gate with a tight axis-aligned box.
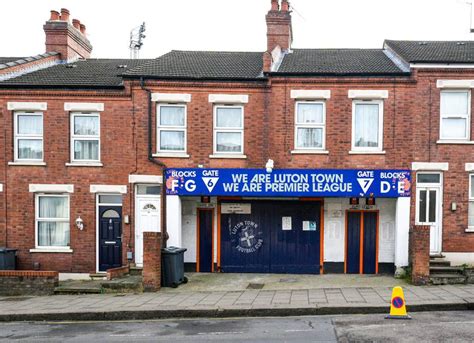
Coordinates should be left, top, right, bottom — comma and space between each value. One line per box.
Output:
165, 169, 411, 198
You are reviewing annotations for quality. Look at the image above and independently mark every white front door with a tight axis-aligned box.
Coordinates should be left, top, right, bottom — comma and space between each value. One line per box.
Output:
135, 196, 161, 267
416, 173, 443, 255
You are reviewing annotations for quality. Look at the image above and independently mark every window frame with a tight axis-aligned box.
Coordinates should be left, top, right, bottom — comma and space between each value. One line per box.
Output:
439, 89, 471, 141
469, 174, 474, 230
34, 193, 70, 250
157, 103, 187, 153
294, 100, 326, 150
70, 112, 101, 163
14, 111, 44, 162
213, 104, 244, 155
351, 100, 384, 152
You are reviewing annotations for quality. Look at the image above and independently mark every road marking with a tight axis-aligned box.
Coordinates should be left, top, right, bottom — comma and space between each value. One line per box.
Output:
285, 329, 314, 332
197, 331, 244, 335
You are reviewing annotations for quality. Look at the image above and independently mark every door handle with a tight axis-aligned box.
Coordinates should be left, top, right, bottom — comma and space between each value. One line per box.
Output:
105, 241, 116, 245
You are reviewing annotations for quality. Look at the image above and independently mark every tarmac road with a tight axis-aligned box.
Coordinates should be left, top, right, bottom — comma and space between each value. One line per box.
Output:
0, 311, 473, 342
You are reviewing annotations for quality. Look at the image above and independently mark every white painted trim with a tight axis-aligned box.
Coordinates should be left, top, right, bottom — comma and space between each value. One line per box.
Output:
349, 151, 386, 155
70, 112, 101, 164
437, 80, 474, 89
157, 104, 187, 154
411, 63, 474, 69
29, 248, 73, 253
348, 90, 389, 99
209, 154, 247, 159
34, 193, 70, 250
290, 90, 331, 99
466, 163, 474, 172
8, 161, 47, 166
65, 162, 103, 167
291, 150, 329, 155
442, 252, 474, 266
90, 185, 127, 194
29, 184, 74, 193
395, 197, 410, 267
294, 101, 326, 151
209, 94, 249, 104
153, 153, 190, 158
64, 103, 104, 112
437, 140, 474, 145
0, 184, 3, 192
351, 100, 384, 153
13, 111, 44, 163
213, 105, 245, 155
411, 162, 449, 171
151, 93, 191, 103
129, 175, 163, 184
7, 102, 47, 111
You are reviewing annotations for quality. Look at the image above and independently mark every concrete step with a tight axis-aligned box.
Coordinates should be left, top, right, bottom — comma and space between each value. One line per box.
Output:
429, 260, 451, 267
101, 276, 143, 293
54, 282, 102, 294
129, 267, 143, 276
429, 266, 464, 274
89, 273, 107, 281
430, 274, 466, 285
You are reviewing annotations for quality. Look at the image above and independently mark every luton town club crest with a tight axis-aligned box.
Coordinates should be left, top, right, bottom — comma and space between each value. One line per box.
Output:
230, 221, 263, 254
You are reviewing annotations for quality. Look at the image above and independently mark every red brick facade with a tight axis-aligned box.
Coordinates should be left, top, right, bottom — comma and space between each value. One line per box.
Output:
410, 225, 431, 285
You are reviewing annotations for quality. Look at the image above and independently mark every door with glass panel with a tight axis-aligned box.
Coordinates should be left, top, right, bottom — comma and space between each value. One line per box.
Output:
416, 173, 442, 254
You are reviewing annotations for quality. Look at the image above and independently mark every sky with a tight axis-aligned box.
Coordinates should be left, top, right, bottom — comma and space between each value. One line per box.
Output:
0, 0, 472, 59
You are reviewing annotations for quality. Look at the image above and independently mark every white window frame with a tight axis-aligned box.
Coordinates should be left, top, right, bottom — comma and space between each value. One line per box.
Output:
70, 112, 101, 163
469, 174, 474, 230
294, 101, 326, 150
415, 172, 442, 225
34, 193, 70, 250
213, 105, 244, 155
157, 103, 187, 153
14, 111, 43, 162
439, 90, 471, 141
351, 100, 384, 152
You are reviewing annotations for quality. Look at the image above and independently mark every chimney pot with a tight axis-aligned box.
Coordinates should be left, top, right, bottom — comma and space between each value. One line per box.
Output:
50, 10, 60, 21
60, 8, 70, 22
271, 0, 279, 11
80, 24, 86, 35
281, 0, 290, 12
72, 19, 81, 30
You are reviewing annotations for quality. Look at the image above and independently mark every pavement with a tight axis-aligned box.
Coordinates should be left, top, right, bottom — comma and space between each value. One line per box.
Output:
0, 273, 474, 322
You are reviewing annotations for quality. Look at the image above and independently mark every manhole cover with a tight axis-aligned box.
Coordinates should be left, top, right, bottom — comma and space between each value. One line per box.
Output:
280, 278, 297, 283
247, 283, 264, 289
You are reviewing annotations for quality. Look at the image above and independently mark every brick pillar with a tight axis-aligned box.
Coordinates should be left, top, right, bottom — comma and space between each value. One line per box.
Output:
409, 225, 430, 285
143, 232, 161, 292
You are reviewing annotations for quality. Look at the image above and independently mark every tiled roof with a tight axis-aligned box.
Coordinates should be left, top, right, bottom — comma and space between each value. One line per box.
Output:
385, 40, 474, 64
276, 49, 407, 75
0, 57, 24, 65
0, 58, 154, 88
0, 53, 59, 71
123, 50, 265, 80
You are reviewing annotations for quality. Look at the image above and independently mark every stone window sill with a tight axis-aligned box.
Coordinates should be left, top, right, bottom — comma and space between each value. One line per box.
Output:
437, 140, 474, 145
349, 151, 386, 155
65, 162, 103, 167
291, 150, 329, 155
30, 248, 73, 253
466, 228, 474, 233
153, 153, 190, 158
8, 161, 47, 166
209, 154, 247, 159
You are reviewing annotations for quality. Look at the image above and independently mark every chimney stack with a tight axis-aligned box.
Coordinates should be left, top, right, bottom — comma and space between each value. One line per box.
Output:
265, 0, 293, 53
44, 8, 92, 61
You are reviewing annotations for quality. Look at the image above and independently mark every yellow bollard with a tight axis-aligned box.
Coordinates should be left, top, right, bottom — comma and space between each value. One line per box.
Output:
385, 286, 411, 320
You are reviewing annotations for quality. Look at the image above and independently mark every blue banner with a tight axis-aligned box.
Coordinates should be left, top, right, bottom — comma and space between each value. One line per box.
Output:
165, 169, 411, 198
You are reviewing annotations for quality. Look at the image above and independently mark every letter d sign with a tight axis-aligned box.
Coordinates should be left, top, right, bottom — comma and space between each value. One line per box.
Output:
381, 181, 390, 194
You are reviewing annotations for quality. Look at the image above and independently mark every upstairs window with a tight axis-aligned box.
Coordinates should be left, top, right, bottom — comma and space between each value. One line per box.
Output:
213, 105, 244, 154
440, 90, 470, 141
352, 101, 383, 152
295, 101, 326, 150
157, 104, 186, 152
14, 112, 43, 161
71, 112, 100, 162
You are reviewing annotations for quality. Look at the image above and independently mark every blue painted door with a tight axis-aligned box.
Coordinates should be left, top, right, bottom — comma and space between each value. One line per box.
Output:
99, 206, 122, 272
363, 212, 377, 274
220, 201, 321, 274
346, 212, 361, 274
198, 209, 213, 272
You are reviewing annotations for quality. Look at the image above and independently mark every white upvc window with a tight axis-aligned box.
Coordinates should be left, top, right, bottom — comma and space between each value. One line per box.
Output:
70, 112, 100, 162
35, 194, 70, 249
440, 90, 471, 141
294, 101, 326, 150
14, 111, 43, 161
351, 100, 384, 152
213, 105, 244, 154
469, 174, 474, 230
157, 104, 187, 152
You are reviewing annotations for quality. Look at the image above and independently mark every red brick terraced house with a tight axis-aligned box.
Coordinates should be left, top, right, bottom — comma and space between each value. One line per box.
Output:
0, 1, 473, 280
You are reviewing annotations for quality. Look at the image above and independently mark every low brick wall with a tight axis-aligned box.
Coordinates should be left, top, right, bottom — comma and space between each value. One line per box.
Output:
106, 265, 129, 281
409, 225, 430, 286
143, 232, 162, 292
0, 271, 59, 296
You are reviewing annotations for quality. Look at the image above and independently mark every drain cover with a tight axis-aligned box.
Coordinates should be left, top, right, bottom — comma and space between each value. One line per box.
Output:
247, 283, 264, 289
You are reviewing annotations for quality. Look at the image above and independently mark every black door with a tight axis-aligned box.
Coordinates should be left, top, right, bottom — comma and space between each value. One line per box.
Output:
346, 212, 361, 274
99, 206, 122, 272
198, 209, 213, 272
363, 212, 377, 274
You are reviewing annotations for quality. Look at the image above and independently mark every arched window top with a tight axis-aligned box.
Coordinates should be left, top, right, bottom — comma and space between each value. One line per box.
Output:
102, 209, 120, 218
143, 204, 157, 210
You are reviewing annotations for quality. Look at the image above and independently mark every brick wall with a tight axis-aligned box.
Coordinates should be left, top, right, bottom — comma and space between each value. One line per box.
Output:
0, 270, 59, 296
143, 232, 161, 292
409, 225, 430, 285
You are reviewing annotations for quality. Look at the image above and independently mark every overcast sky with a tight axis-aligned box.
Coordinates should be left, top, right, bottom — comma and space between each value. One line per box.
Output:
0, 0, 472, 59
